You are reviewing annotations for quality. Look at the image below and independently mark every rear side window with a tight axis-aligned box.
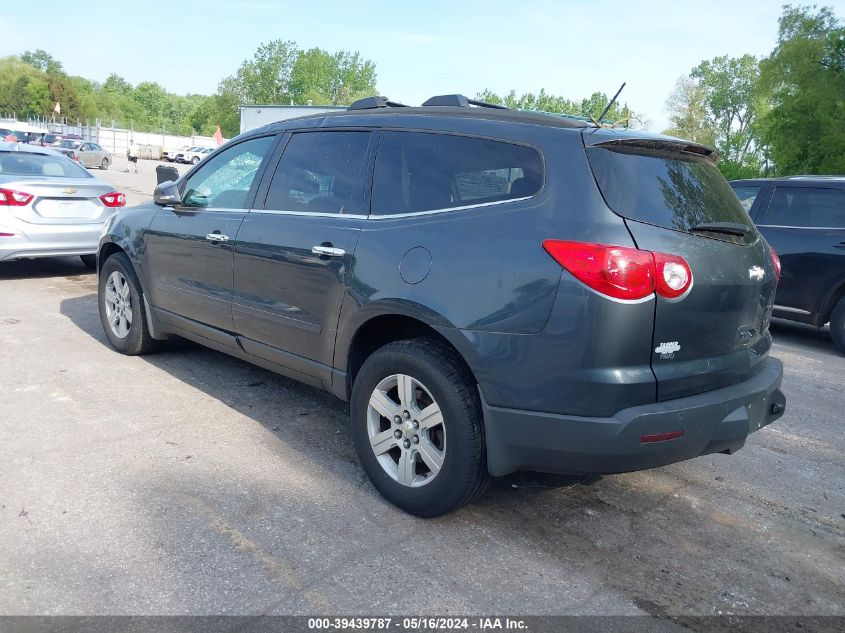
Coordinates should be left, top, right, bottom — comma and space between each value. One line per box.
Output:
587, 145, 751, 235
371, 131, 543, 215
732, 185, 761, 212
762, 187, 845, 228
264, 131, 373, 214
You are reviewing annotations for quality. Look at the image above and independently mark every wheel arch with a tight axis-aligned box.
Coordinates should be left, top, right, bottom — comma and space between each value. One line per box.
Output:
341, 310, 480, 402
820, 278, 845, 324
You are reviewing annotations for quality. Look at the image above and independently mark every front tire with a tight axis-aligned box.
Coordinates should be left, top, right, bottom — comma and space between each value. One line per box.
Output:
830, 298, 845, 353
350, 339, 490, 517
98, 252, 156, 355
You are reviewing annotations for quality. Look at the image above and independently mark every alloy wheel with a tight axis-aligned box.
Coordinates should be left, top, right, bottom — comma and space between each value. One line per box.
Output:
366, 373, 446, 487
104, 271, 132, 338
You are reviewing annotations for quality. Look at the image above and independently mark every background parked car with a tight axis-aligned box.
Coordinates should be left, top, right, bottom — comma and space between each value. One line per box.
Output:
0, 141, 125, 267
163, 146, 190, 162
51, 140, 112, 169
177, 147, 213, 164
731, 176, 845, 351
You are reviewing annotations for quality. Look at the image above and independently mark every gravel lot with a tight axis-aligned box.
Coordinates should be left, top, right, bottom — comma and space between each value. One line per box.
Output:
0, 160, 843, 618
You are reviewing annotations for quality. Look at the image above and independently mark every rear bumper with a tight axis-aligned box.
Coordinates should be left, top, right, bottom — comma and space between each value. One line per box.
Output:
0, 221, 104, 261
482, 357, 785, 477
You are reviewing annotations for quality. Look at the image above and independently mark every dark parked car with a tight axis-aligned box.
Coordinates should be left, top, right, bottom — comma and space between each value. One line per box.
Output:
96, 94, 785, 516
731, 177, 845, 351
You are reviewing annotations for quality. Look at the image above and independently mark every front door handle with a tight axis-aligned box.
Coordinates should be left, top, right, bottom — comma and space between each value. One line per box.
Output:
205, 233, 229, 242
311, 245, 345, 257
835, 242, 845, 249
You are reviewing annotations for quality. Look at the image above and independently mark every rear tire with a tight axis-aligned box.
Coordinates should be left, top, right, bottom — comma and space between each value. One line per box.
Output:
830, 298, 845, 353
80, 254, 97, 269
191, 156, 200, 165
98, 252, 157, 355
100, 158, 110, 170
350, 338, 490, 517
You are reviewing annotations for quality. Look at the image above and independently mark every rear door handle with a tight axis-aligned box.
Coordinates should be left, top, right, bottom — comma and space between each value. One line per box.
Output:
311, 245, 345, 257
835, 242, 845, 249
205, 233, 229, 242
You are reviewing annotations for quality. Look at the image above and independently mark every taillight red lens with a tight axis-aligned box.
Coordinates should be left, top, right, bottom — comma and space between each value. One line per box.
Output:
653, 252, 693, 299
542, 240, 655, 301
0, 188, 34, 206
99, 192, 126, 208
543, 240, 694, 302
770, 246, 781, 280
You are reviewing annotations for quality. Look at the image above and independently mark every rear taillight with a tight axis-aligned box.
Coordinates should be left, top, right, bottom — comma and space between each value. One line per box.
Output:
99, 192, 126, 208
770, 246, 781, 281
653, 252, 693, 299
542, 240, 655, 301
71, 152, 79, 161
0, 188, 34, 206
542, 240, 693, 302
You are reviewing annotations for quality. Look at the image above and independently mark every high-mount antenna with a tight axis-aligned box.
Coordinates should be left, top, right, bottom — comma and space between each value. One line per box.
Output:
591, 82, 627, 127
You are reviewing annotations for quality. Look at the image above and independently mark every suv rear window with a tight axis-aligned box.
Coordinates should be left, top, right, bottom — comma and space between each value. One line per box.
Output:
372, 131, 542, 215
587, 143, 751, 238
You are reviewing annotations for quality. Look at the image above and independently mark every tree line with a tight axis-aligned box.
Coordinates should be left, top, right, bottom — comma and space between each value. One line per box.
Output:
663, 4, 845, 178
1, 3, 841, 179
0, 42, 379, 138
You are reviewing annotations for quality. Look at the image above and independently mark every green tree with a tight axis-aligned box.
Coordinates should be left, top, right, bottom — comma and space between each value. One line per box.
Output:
223, 39, 299, 104
689, 54, 763, 177
758, 4, 845, 175
132, 81, 170, 128
663, 76, 716, 147
476, 88, 642, 126
103, 73, 134, 96
290, 48, 377, 104
46, 73, 81, 121
0, 56, 52, 118
21, 49, 63, 75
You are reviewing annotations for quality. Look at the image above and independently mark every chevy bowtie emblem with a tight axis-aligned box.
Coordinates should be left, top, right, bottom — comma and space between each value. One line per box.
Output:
749, 266, 765, 281
62, 188, 77, 194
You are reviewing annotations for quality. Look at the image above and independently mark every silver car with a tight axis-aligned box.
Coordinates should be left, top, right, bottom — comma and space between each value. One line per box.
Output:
51, 139, 113, 170
0, 142, 125, 267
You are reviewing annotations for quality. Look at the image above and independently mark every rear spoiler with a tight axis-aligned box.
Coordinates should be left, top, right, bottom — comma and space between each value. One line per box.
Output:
585, 138, 720, 164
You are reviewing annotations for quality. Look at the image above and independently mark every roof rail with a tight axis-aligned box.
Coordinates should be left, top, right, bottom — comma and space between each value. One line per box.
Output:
422, 94, 508, 109
347, 96, 409, 110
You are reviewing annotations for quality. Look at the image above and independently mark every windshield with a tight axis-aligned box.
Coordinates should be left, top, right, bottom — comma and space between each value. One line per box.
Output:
0, 151, 92, 178
586, 144, 754, 242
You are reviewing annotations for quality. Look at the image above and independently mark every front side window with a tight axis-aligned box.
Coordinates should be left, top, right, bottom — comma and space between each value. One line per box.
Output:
264, 131, 373, 214
181, 135, 275, 209
763, 186, 845, 228
371, 131, 543, 215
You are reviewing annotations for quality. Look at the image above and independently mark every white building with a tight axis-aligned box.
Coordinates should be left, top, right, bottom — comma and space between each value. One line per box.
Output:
239, 105, 345, 134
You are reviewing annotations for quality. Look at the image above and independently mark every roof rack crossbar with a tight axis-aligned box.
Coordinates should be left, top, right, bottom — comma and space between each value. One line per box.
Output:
347, 96, 409, 111
466, 98, 508, 110
422, 94, 509, 109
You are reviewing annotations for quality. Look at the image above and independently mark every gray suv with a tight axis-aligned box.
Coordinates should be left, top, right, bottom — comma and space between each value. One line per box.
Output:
96, 94, 786, 516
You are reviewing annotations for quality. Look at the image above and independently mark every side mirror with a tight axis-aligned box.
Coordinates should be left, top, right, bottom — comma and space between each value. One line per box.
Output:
154, 181, 181, 207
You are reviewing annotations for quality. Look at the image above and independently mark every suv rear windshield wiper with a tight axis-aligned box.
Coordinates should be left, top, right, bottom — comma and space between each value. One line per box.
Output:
689, 222, 751, 237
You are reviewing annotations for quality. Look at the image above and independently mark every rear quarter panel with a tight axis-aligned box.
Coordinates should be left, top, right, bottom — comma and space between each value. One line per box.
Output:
335, 122, 647, 415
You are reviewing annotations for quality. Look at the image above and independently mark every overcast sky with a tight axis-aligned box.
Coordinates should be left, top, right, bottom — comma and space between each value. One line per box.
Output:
2, 0, 843, 131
